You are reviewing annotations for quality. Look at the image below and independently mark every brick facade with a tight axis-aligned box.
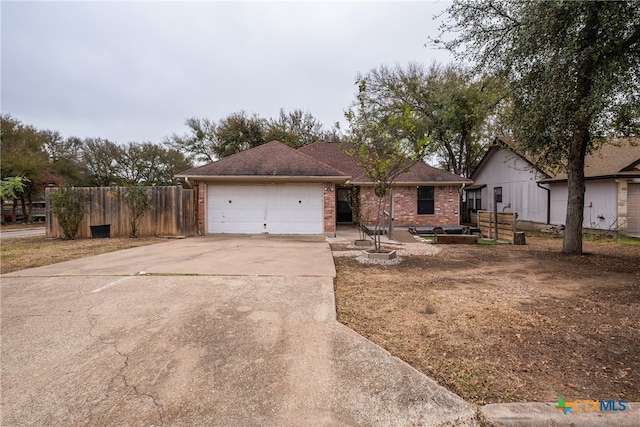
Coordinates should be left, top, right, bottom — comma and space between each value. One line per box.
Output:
359, 185, 461, 227
323, 182, 336, 235
194, 181, 456, 234
196, 182, 206, 235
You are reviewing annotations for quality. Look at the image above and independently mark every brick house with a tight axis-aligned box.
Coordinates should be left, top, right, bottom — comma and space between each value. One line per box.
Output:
177, 141, 471, 236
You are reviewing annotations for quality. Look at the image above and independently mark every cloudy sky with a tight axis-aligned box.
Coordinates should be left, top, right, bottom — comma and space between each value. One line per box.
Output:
2, 1, 453, 144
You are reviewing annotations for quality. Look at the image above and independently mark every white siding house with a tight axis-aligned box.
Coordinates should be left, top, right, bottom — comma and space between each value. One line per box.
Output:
467, 138, 640, 236
549, 181, 619, 230
466, 143, 551, 228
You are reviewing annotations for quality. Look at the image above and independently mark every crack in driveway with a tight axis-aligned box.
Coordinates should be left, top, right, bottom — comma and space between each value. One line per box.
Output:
85, 301, 165, 426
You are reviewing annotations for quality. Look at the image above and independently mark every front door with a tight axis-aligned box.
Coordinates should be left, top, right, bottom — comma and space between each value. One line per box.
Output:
336, 187, 355, 223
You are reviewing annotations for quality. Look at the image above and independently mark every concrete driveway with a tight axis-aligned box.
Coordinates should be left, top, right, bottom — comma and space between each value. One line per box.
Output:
3, 235, 336, 278
1, 235, 476, 426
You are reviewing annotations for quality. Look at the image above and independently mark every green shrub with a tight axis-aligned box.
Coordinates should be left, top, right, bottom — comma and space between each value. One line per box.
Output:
123, 186, 152, 238
47, 186, 88, 240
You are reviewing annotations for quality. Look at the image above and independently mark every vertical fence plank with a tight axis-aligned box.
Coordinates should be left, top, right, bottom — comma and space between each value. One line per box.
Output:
45, 186, 196, 239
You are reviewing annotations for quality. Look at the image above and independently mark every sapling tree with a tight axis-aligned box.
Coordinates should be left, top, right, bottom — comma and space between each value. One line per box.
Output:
343, 80, 432, 251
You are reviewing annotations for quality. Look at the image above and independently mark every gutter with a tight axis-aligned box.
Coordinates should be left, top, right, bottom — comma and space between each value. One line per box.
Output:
459, 182, 466, 225
351, 181, 472, 186
540, 173, 640, 184
174, 175, 349, 183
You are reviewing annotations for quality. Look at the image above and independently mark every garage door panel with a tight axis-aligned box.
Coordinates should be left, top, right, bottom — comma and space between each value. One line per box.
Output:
207, 183, 324, 234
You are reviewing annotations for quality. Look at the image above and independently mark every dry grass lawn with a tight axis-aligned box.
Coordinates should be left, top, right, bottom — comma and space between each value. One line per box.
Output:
1, 236, 165, 274
333, 234, 640, 404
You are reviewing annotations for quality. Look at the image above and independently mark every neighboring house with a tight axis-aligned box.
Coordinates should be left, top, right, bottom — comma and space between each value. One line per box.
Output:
467, 138, 640, 236
176, 140, 471, 235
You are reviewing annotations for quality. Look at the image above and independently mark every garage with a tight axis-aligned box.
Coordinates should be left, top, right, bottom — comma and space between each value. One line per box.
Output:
207, 183, 324, 234
627, 183, 640, 236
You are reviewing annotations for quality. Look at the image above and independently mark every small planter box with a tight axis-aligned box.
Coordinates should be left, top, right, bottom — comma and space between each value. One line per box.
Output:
90, 224, 111, 238
363, 250, 397, 260
435, 235, 477, 245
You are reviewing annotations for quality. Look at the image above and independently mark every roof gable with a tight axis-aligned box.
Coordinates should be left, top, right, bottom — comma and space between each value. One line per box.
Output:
473, 137, 640, 183
471, 138, 552, 181
177, 140, 345, 178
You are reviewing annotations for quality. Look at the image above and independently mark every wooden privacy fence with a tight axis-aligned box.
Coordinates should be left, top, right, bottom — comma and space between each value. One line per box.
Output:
477, 211, 517, 243
45, 186, 197, 239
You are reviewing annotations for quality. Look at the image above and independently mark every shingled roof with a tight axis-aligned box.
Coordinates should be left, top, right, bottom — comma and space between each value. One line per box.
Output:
176, 140, 346, 180
299, 142, 471, 185
472, 137, 640, 183
543, 138, 640, 182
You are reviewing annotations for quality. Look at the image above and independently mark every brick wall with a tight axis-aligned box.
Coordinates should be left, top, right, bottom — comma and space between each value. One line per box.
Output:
323, 182, 336, 235
359, 185, 461, 226
196, 182, 206, 234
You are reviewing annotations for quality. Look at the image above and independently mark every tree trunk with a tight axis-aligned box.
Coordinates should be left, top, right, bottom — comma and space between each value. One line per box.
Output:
563, 134, 588, 254
375, 194, 384, 251
26, 191, 33, 223
19, 194, 27, 224
11, 199, 17, 223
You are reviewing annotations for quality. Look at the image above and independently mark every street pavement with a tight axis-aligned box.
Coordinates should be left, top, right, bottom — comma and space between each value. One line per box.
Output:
0, 227, 45, 239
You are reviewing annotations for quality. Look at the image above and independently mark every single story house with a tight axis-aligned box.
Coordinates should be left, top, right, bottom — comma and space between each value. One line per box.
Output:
176, 140, 471, 236
466, 138, 640, 236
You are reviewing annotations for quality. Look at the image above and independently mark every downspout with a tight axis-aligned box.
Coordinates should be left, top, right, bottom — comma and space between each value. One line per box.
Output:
537, 182, 551, 225
459, 183, 466, 225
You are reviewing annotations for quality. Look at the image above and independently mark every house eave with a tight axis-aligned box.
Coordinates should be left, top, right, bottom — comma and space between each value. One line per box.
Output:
539, 173, 640, 184
175, 174, 349, 183
464, 184, 486, 190
349, 181, 472, 186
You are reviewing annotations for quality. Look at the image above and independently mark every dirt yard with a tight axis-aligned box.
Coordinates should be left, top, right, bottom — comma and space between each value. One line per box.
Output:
333, 234, 640, 404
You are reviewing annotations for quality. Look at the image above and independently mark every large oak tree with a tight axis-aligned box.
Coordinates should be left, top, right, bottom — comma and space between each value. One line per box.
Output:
355, 62, 502, 177
438, 0, 640, 254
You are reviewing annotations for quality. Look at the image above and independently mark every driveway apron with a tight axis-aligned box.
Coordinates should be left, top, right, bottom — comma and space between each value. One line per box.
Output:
1, 235, 476, 426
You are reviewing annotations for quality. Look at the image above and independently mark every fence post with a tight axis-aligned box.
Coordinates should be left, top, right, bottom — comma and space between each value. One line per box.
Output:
493, 189, 498, 240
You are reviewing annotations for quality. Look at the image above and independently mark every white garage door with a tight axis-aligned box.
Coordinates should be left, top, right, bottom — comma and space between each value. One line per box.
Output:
627, 183, 640, 236
207, 184, 324, 234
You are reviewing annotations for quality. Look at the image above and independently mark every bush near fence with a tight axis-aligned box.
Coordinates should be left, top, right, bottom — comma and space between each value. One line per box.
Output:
45, 186, 197, 239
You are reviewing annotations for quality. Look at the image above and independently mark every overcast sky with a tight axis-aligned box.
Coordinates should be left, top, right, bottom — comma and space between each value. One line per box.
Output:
2, 1, 453, 144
